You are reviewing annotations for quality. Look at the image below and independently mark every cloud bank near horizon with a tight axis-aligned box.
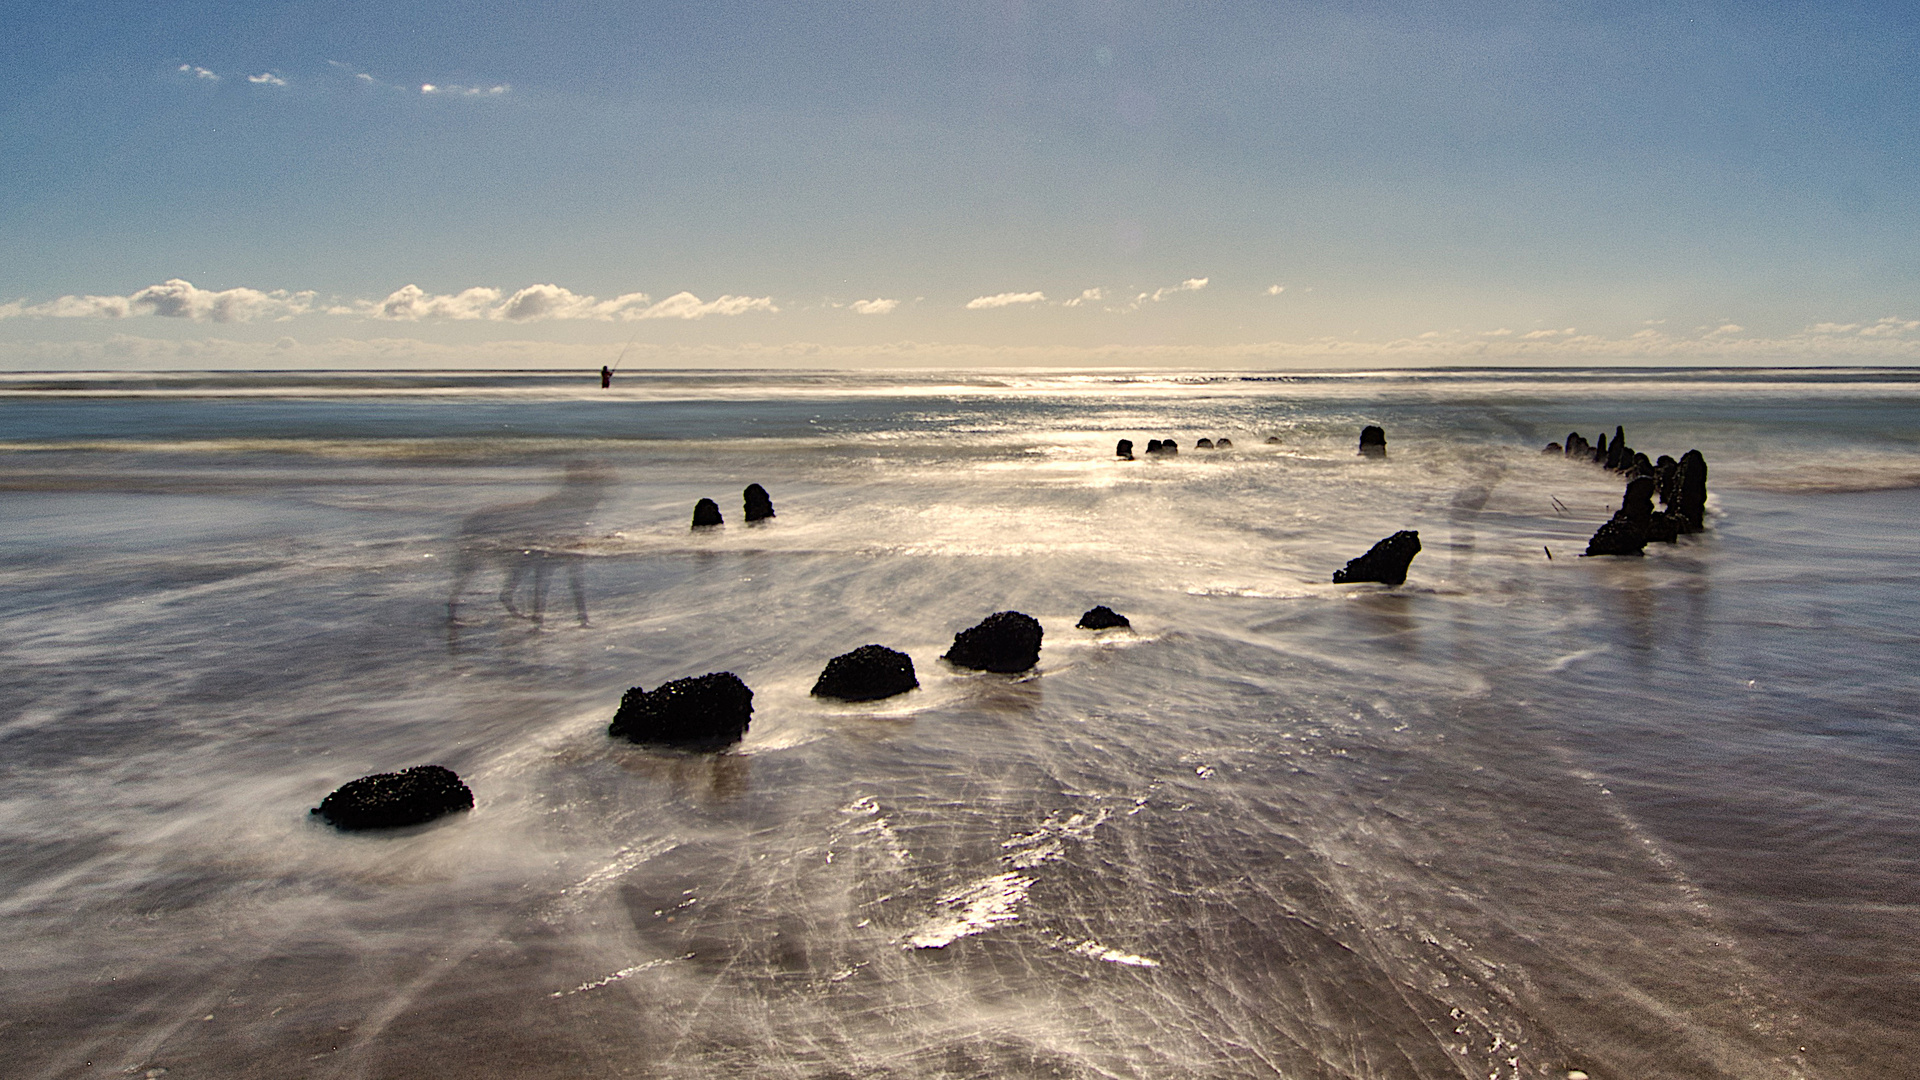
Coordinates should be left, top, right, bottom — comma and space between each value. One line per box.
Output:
0, 281, 777, 323
11, 322, 1920, 372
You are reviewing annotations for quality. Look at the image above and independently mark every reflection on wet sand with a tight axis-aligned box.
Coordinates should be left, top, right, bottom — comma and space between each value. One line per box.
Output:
611, 747, 752, 803
447, 462, 609, 629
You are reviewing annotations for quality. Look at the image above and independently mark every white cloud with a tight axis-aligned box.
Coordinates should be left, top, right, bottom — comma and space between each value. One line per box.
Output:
0, 280, 313, 322
132, 280, 315, 322
1146, 277, 1208, 302
422, 83, 509, 97
1062, 288, 1104, 307
0, 281, 776, 324
1808, 322, 1860, 334
1120, 277, 1211, 310
966, 291, 1047, 309
1265, 285, 1285, 295
10, 294, 136, 318
366, 284, 738, 321
367, 284, 501, 320
498, 284, 655, 321
1706, 323, 1745, 336
178, 64, 219, 81
633, 292, 776, 319
1520, 327, 1576, 340
849, 298, 898, 315
1858, 317, 1920, 337
247, 72, 287, 86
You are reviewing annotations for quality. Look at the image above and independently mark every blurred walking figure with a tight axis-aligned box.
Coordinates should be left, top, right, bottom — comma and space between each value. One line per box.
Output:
447, 461, 610, 628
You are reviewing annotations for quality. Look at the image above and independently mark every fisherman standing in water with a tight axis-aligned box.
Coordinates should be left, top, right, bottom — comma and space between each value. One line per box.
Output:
600, 365, 612, 388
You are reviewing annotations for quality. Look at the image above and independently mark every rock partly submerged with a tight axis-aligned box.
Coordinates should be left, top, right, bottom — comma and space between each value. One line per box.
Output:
311, 765, 474, 831
1333, 530, 1421, 586
743, 483, 775, 522
1076, 605, 1131, 630
943, 611, 1043, 673
691, 498, 723, 528
811, 644, 919, 702
1584, 476, 1657, 557
1571, 442, 1708, 555
1359, 426, 1387, 458
609, 672, 754, 750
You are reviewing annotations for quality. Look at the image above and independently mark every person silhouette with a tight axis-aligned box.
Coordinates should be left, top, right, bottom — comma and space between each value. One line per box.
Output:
600, 365, 612, 388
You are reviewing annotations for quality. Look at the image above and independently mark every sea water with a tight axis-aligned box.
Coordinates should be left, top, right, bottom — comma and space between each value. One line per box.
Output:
0, 368, 1915, 1079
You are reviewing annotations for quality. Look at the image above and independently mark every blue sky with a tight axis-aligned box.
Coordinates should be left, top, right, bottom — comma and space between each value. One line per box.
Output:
2, 1, 1917, 367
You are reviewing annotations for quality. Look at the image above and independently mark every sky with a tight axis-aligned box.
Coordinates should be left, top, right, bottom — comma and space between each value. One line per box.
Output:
2, 0, 1917, 369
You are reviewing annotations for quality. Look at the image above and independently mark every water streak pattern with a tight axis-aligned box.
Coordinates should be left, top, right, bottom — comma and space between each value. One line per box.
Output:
0, 368, 1915, 1079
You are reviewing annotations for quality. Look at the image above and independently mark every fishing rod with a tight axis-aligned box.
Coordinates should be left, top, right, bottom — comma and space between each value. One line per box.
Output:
608, 329, 638, 373
601, 328, 639, 387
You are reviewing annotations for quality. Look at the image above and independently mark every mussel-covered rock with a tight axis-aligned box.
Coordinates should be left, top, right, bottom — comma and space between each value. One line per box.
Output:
1333, 530, 1421, 586
1195, 438, 1214, 450
1215, 437, 1233, 449
743, 483, 775, 522
1672, 450, 1708, 532
811, 645, 919, 702
1116, 439, 1134, 459
1076, 605, 1131, 630
609, 672, 754, 749
1359, 426, 1387, 457
691, 498, 723, 528
943, 610, 1043, 673
1584, 476, 1656, 557
311, 765, 473, 831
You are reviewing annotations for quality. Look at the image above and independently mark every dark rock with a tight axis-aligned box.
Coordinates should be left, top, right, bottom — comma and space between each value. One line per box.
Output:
1672, 450, 1708, 532
1195, 438, 1214, 450
1160, 439, 1178, 455
1543, 442, 1563, 454
311, 765, 473, 831
609, 672, 753, 749
1628, 452, 1654, 479
743, 484, 775, 522
1145, 439, 1163, 454
1600, 426, 1624, 470
1265, 436, 1282, 445
1592, 431, 1609, 465
1584, 476, 1656, 557
691, 498, 723, 528
1358, 425, 1387, 457
1215, 437, 1232, 449
1116, 439, 1134, 460
942, 610, 1043, 673
1647, 511, 1681, 543
1076, 605, 1131, 630
811, 645, 918, 702
1333, 530, 1421, 586
1564, 433, 1589, 459
1654, 455, 1679, 508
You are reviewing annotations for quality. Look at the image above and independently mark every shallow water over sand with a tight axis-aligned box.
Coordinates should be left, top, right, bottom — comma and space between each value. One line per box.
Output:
1, 368, 1916, 1079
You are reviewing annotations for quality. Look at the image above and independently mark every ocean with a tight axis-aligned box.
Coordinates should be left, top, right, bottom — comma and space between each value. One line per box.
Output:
1, 367, 1915, 1079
